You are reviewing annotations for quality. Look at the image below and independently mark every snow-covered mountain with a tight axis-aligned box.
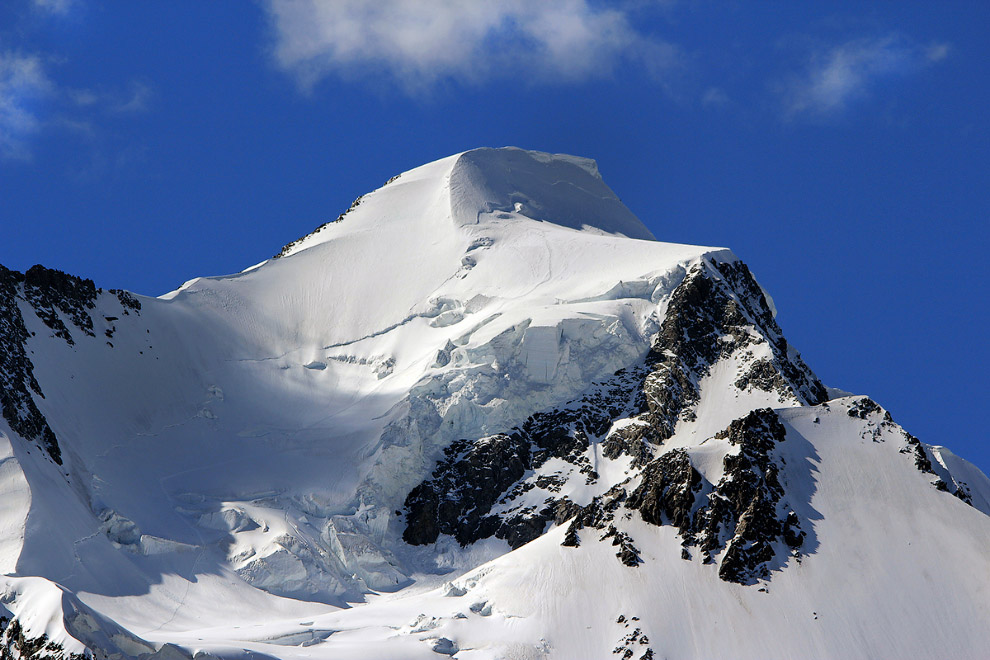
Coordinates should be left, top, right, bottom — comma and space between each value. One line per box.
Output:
1, 147, 987, 659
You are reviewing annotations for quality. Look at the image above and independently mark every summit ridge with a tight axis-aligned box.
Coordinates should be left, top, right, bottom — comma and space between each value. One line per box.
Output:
275, 147, 654, 262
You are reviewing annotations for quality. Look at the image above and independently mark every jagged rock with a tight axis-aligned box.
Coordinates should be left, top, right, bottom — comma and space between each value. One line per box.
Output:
551, 498, 582, 525
403, 433, 530, 546
0, 265, 62, 463
735, 358, 788, 394
626, 449, 703, 534
23, 265, 98, 344
702, 409, 790, 583
782, 511, 805, 548
560, 485, 628, 548
622, 409, 801, 584
896, 429, 975, 506
713, 260, 827, 405
847, 397, 884, 420
402, 370, 643, 548
535, 473, 566, 492
602, 422, 656, 467
618, 260, 825, 458
495, 510, 548, 549
953, 488, 974, 505
0, 616, 88, 660
0, 264, 136, 465
603, 526, 641, 566
900, 431, 934, 473
111, 288, 142, 314
613, 625, 654, 660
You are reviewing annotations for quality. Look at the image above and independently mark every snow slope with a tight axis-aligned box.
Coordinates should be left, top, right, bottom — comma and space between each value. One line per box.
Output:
0, 147, 987, 659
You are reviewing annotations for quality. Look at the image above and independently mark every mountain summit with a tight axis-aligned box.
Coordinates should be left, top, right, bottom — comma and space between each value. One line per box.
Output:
0, 148, 987, 659
277, 147, 655, 263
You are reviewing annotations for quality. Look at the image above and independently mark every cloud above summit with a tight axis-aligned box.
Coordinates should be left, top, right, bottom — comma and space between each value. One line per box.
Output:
0, 52, 52, 159
781, 34, 949, 118
264, 0, 679, 91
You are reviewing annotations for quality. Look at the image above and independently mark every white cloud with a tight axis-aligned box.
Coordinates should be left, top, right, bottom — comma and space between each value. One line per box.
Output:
783, 35, 942, 118
32, 0, 75, 16
0, 52, 52, 159
264, 0, 679, 91
701, 87, 729, 107
69, 80, 153, 114
1, 49, 151, 160
109, 80, 153, 114
926, 42, 950, 63
68, 88, 98, 107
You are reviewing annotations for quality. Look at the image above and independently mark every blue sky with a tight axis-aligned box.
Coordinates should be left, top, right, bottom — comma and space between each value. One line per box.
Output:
1, 1, 988, 472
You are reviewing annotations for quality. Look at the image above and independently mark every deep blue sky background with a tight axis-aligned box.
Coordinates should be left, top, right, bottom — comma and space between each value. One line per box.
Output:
2, 1, 988, 472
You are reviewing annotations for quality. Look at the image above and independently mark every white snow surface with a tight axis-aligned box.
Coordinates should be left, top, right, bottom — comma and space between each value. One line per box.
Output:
1, 147, 988, 659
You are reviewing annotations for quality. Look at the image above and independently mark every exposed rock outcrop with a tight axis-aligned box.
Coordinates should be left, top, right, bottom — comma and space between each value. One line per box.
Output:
1, 265, 65, 464
0, 263, 141, 464
403, 257, 825, 570
588, 409, 801, 584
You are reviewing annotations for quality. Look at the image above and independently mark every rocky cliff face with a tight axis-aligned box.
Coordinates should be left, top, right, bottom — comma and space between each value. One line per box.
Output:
402, 255, 832, 583
400, 254, 980, 590
0, 264, 141, 465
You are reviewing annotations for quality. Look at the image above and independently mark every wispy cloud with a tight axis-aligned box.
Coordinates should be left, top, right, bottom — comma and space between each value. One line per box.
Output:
782, 34, 948, 118
112, 80, 152, 113
32, 0, 75, 16
701, 87, 729, 108
0, 52, 52, 159
925, 42, 950, 63
70, 80, 154, 114
264, 0, 680, 92
1, 49, 152, 160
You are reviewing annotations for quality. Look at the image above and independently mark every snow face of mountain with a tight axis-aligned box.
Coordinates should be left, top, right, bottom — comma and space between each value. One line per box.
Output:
0, 147, 988, 659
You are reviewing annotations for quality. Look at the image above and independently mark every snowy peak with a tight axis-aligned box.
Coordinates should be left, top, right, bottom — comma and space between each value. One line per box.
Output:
449, 147, 655, 240
275, 147, 653, 260
1, 148, 989, 660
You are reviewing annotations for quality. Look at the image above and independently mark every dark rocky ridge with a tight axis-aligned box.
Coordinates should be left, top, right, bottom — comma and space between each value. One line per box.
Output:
0, 616, 87, 660
403, 433, 531, 546
839, 395, 975, 505
605, 259, 825, 464
0, 264, 141, 465
1, 605, 189, 660
403, 256, 827, 579
273, 195, 364, 259
23, 265, 98, 345
402, 364, 649, 549
625, 448, 702, 533
696, 409, 796, 583
0, 265, 61, 463
861, 401, 977, 505
567, 408, 802, 584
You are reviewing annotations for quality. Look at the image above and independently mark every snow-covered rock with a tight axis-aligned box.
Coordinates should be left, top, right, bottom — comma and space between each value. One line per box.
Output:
0, 147, 987, 659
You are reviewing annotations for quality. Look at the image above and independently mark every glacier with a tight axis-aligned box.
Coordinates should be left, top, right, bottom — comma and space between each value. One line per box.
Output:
0, 147, 987, 659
